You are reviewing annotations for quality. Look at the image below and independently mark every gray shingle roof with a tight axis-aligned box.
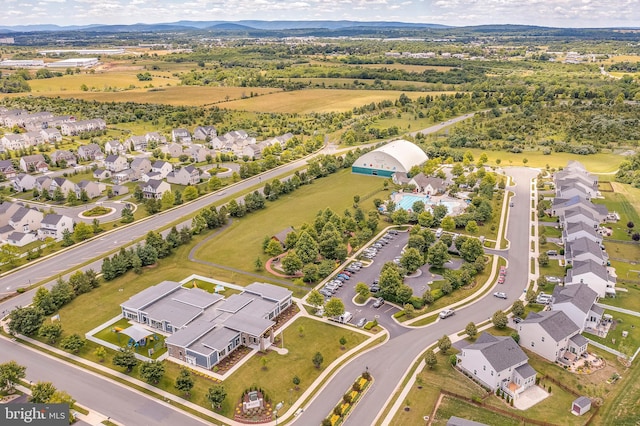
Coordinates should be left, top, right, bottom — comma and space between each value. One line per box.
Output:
464, 332, 528, 372
41, 214, 65, 226
191, 326, 238, 355
567, 260, 609, 282
143, 298, 203, 329
563, 206, 596, 221
244, 282, 292, 302
566, 237, 604, 260
222, 311, 274, 336
552, 284, 598, 314
564, 221, 598, 238
514, 363, 536, 379
573, 396, 591, 409
570, 333, 588, 347
447, 417, 488, 426
121, 280, 182, 311
522, 311, 580, 342
216, 293, 254, 314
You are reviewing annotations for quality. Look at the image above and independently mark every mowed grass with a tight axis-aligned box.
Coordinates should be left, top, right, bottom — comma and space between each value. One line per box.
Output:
217, 89, 434, 113
195, 169, 387, 271
461, 149, 624, 173
585, 310, 640, 356
593, 185, 640, 240
432, 396, 521, 426
25, 85, 281, 106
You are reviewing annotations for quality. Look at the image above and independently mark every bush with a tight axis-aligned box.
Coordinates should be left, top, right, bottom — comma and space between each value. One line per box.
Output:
408, 296, 424, 309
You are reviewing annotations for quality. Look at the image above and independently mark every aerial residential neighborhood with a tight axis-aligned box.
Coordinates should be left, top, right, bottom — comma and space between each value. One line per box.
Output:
0, 8, 640, 426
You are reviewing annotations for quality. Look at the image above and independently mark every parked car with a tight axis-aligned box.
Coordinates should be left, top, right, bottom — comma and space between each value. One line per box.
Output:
373, 297, 385, 308
439, 309, 455, 319
388, 230, 399, 235
545, 276, 562, 283
319, 288, 332, 297
513, 317, 523, 324
353, 262, 363, 267
338, 274, 350, 280
370, 284, 380, 293
356, 318, 367, 328
340, 270, 352, 276
493, 292, 508, 299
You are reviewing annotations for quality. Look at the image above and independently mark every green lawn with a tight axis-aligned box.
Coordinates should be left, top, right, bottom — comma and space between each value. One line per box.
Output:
194, 169, 386, 273
539, 225, 562, 239
585, 311, 640, 358
182, 279, 242, 296
432, 396, 521, 426
600, 281, 640, 312
593, 190, 640, 241
92, 318, 167, 359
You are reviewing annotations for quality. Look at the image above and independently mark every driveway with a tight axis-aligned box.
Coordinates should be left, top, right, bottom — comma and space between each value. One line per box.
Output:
514, 385, 549, 410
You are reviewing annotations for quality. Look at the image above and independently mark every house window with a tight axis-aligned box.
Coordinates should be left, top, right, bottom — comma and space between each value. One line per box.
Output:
483, 365, 486, 371
531, 342, 535, 347
491, 371, 494, 376
541, 337, 545, 342
473, 370, 477, 375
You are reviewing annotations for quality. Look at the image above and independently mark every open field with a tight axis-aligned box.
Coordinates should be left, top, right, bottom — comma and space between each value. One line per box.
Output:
217, 89, 433, 113
195, 169, 387, 272
11, 85, 280, 106
593, 187, 640, 240
27, 71, 181, 93
461, 149, 624, 174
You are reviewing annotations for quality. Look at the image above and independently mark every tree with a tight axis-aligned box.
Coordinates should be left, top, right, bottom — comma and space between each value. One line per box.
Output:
425, 349, 437, 369
8, 306, 45, 336
0, 361, 26, 392
60, 334, 85, 353
113, 348, 138, 372
538, 252, 549, 266
30, 381, 56, 403
492, 310, 508, 329
183, 186, 199, 201
121, 205, 134, 223
61, 229, 74, 247
73, 222, 93, 241
38, 322, 63, 344
355, 282, 370, 300
49, 390, 77, 422
294, 231, 319, 264
161, 190, 175, 210
418, 210, 435, 228
94, 346, 107, 362
140, 361, 165, 384
465, 322, 478, 339
265, 239, 284, 257
0, 244, 19, 267
66, 191, 78, 205
175, 368, 194, 397
525, 289, 536, 303
459, 238, 484, 263
465, 220, 479, 235
379, 266, 402, 301
281, 251, 303, 275
396, 285, 414, 305
391, 209, 409, 225
325, 298, 345, 318
292, 375, 301, 389
92, 218, 103, 234
50, 279, 75, 308
312, 351, 324, 369
307, 289, 325, 309
441, 216, 456, 232
206, 385, 227, 410
302, 263, 319, 282
400, 247, 424, 273
512, 300, 525, 318
32, 287, 56, 315
427, 241, 450, 268
438, 335, 452, 354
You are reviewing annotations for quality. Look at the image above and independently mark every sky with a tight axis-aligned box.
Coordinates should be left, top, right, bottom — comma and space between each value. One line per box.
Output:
2, 0, 640, 28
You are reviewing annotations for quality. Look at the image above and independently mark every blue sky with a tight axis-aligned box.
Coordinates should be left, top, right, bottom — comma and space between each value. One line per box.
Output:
2, 0, 639, 28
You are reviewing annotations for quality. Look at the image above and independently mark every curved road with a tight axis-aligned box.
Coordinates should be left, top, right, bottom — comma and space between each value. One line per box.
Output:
293, 167, 537, 425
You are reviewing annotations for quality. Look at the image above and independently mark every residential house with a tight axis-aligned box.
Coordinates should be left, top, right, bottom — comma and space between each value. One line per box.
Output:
60, 119, 106, 136
34, 176, 52, 194
19, 154, 48, 173
126, 135, 148, 152
193, 125, 217, 141
38, 214, 74, 241
104, 155, 129, 173
555, 161, 598, 189
551, 284, 603, 333
456, 332, 537, 400
551, 197, 607, 221
112, 185, 129, 196
555, 177, 597, 198
7, 205, 43, 233
518, 311, 588, 363
145, 132, 166, 145
1, 134, 25, 151
163, 143, 183, 158
171, 128, 191, 143
50, 150, 77, 167
40, 128, 62, 143
562, 221, 602, 245
242, 143, 262, 160
112, 169, 136, 185
565, 237, 607, 265
561, 206, 600, 229
22, 131, 45, 147
11, 173, 36, 192
129, 157, 152, 180
6, 231, 38, 247
48, 177, 76, 198
408, 173, 448, 195
392, 172, 411, 186
556, 183, 591, 201
151, 160, 173, 178
75, 180, 103, 200
188, 144, 210, 163
77, 143, 104, 162
104, 140, 127, 156
167, 165, 200, 186
139, 180, 171, 199
272, 226, 295, 248
565, 260, 616, 297
141, 172, 163, 182
0, 160, 17, 179
93, 168, 111, 181
121, 280, 292, 370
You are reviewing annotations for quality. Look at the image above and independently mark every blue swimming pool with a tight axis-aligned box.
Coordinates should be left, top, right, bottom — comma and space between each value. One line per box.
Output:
396, 194, 456, 214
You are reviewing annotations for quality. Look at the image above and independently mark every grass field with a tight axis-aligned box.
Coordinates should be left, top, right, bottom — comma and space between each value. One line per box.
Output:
27, 71, 181, 93
217, 89, 435, 113
194, 169, 387, 272
20, 85, 280, 106
585, 310, 640, 357
431, 396, 521, 425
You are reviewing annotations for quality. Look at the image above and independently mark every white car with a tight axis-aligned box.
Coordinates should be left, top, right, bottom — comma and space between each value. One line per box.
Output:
439, 309, 455, 319
493, 292, 507, 299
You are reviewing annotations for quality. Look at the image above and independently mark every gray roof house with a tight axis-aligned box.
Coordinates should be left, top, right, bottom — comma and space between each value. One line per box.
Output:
120, 280, 292, 370
104, 155, 129, 173
77, 143, 104, 161
38, 213, 73, 241
561, 206, 600, 229
139, 179, 171, 199
19, 154, 48, 173
172, 128, 191, 143
551, 284, 603, 333
167, 165, 200, 186
518, 311, 588, 363
565, 237, 607, 265
456, 332, 536, 400
447, 417, 488, 426
50, 150, 77, 167
11, 173, 36, 192
409, 173, 448, 195
130, 157, 152, 179
562, 221, 602, 245
75, 180, 103, 199
566, 259, 616, 297
551, 197, 607, 221
0, 159, 17, 178
193, 125, 217, 141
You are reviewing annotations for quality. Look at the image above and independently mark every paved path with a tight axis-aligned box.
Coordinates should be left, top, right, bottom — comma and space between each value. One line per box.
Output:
597, 303, 640, 318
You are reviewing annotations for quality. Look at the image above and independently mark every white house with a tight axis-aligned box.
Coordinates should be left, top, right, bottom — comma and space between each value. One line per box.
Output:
565, 260, 616, 297
38, 214, 74, 241
40, 128, 62, 143
0, 160, 17, 179
556, 183, 591, 201
151, 160, 173, 178
6, 205, 43, 233
139, 180, 171, 199
552, 197, 607, 221
565, 237, 607, 265
77, 143, 104, 161
555, 161, 598, 189
6, 231, 38, 247
561, 206, 600, 229
75, 180, 104, 199
104, 155, 129, 173
129, 157, 152, 180
11, 174, 36, 192
408, 173, 448, 195
562, 221, 602, 245
518, 311, 588, 363
171, 128, 191, 143
48, 177, 76, 198
104, 140, 127, 156
193, 125, 217, 141
555, 178, 597, 199
19, 154, 48, 173
167, 165, 200, 186
1, 134, 26, 151
456, 333, 536, 400
551, 284, 603, 333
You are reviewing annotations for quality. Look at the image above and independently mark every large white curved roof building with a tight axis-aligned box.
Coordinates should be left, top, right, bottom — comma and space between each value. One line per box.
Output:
352, 139, 428, 177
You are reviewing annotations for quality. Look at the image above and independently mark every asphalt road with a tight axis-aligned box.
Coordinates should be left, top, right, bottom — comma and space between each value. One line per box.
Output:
0, 337, 207, 426
293, 167, 538, 425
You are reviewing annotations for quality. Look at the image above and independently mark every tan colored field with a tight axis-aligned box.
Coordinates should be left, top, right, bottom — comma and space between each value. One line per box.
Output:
218, 89, 450, 113
603, 55, 640, 64
20, 86, 281, 106
28, 71, 181, 93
